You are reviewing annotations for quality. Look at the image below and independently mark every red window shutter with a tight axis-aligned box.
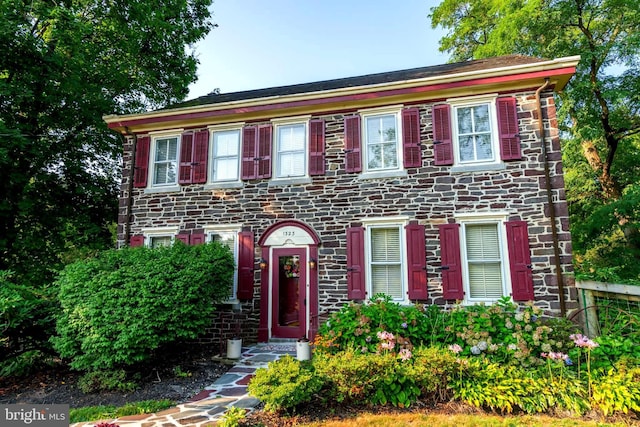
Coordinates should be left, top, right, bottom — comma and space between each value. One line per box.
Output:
497, 97, 521, 160
346, 227, 366, 300
178, 132, 194, 184
176, 234, 190, 245
406, 223, 428, 300
438, 224, 464, 300
402, 108, 422, 168
192, 130, 209, 183
236, 231, 255, 300
432, 104, 453, 166
257, 124, 272, 179
241, 126, 257, 180
309, 119, 325, 176
505, 220, 535, 301
133, 136, 150, 188
130, 235, 144, 247
190, 233, 206, 245
344, 115, 362, 173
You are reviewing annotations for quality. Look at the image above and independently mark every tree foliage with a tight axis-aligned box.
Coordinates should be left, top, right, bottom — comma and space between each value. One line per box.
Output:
0, 0, 215, 286
430, 0, 640, 278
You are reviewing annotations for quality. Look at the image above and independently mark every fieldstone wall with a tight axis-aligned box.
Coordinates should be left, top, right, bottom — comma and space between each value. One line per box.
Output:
117, 90, 576, 343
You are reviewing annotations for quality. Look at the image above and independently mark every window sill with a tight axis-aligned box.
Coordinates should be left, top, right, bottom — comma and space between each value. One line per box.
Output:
268, 177, 312, 187
143, 185, 181, 194
450, 163, 506, 173
358, 170, 408, 181
204, 181, 243, 190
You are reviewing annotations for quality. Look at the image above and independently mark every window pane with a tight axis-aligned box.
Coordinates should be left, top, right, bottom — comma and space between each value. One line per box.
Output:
457, 108, 472, 134
372, 265, 403, 299
155, 163, 168, 184
156, 140, 168, 161
381, 116, 397, 142
279, 152, 305, 177
459, 135, 475, 161
466, 224, 500, 259
215, 158, 238, 181
371, 228, 401, 262
367, 144, 382, 169
150, 236, 171, 248
383, 143, 398, 168
468, 263, 503, 299
367, 117, 383, 144
476, 134, 493, 160
473, 105, 490, 132
278, 124, 305, 151
215, 131, 239, 156
168, 138, 177, 160
212, 232, 236, 252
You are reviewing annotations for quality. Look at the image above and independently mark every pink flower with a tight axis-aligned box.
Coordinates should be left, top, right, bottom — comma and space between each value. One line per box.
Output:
569, 334, 599, 349
399, 348, 412, 361
448, 344, 463, 354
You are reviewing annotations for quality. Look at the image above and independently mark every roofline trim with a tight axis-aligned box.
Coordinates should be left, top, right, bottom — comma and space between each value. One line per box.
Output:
104, 56, 580, 129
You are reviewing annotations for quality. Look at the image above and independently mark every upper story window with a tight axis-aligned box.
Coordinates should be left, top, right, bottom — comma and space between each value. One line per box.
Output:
152, 136, 179, 186
344, 106, 421, 176
275, 122, 307, 178
455, 103, 494, 163
364, 113, 399, 171
432, 96, 520, 169
211, 128, 241, 182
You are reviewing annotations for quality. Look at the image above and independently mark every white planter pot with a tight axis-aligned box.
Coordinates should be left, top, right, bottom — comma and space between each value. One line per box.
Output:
296, 339, 311, 361
226, 338, 242, 359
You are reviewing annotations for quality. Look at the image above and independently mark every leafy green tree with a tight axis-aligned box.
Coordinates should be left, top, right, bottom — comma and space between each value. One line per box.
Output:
429, 0, 640, 276
0, 0, 215, 286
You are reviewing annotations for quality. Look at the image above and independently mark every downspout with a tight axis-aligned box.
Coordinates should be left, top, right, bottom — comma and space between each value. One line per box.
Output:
536, 78, 567, 316
123, 127, 136, 248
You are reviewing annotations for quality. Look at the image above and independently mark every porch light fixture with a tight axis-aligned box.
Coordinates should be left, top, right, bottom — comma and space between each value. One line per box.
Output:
259, 258, 267, 270
308, 258, 317, 269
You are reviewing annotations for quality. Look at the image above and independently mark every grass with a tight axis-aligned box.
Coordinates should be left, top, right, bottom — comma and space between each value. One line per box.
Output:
69, 399, 174, 423
297, 412, 631, 426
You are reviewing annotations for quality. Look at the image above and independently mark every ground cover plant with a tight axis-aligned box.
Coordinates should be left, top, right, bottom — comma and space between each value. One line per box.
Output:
248, 295, 640, 421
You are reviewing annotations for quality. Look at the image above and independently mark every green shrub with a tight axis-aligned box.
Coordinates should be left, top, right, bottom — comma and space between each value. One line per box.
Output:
247, 355, 323, 413
0, 270, 58, 376
314, 349, 421, 408
218, 406, 246, 427
77, 369, 137, 393
52, 242, 234, 372
315, 294, 430, 354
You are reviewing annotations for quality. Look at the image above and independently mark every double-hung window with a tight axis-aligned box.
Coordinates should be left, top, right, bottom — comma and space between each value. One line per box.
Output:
455, 104, 493, 163
275, 122, 307, 178
152, 136, 179, 186
363, 110, 401, 172
462, 222, 506, 301
210, 127, 241, 182
207, 228, 240, 302
368, 225, 405, 300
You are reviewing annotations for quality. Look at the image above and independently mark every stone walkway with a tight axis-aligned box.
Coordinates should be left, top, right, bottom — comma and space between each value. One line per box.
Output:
71, 343, 296, 427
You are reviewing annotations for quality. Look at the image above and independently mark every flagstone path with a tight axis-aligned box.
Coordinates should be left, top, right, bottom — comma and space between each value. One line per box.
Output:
71, 343, 296, 427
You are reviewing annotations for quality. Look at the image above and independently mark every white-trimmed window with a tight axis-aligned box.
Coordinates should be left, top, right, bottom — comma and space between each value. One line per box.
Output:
450, 96, 500, 167
458, 214, 510, 303
274, 121, 307, 178
210, 127, 241, 182
362, 109, 401, 172
142, 227, 179, 248
151, 135, 179, 186
364, 219, 407, 302
207, 228, 240, 302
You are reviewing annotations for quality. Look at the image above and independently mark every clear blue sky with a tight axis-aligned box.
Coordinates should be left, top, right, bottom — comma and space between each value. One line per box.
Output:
187, 0, 448, 99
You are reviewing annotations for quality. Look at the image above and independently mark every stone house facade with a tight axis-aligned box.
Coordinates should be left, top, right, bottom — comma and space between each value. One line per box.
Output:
105, 55, 580, 344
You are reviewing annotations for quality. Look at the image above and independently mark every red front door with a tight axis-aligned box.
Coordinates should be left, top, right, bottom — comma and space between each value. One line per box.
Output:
271, 248, 306, 339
